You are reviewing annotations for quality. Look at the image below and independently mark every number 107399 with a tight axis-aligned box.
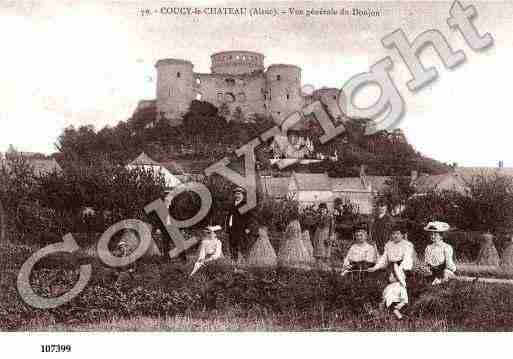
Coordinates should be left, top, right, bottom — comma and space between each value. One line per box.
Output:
41, 345, 71, 353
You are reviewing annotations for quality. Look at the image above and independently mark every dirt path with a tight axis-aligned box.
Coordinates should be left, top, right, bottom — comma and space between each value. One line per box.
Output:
455, 275, 513, 285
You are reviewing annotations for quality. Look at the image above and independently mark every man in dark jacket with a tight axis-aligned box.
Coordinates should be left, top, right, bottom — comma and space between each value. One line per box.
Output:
371, 203, 393, 254
225, 187, 252, 261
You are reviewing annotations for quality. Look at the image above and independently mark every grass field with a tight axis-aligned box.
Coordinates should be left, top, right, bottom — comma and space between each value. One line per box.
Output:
3, 241, 513, 331
20, 312, 451, 331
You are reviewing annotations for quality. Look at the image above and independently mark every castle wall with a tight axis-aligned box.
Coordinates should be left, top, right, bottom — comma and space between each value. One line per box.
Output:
313, 88, 345, 121
155, 59, 194, 121
266, 64, 304, 124
195, 73, 266, 120
153, 53, 325, 125
211, 51, 264, 75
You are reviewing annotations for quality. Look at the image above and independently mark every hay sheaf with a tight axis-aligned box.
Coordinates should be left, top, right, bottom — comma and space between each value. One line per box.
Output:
278, 220, 311, 270
246, 227, 278, 268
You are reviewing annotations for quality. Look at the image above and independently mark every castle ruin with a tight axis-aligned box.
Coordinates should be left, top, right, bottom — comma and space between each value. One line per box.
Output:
137, 51, 343, 125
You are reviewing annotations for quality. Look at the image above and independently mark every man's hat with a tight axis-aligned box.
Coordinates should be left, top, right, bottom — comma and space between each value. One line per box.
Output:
424, 221, 450, 233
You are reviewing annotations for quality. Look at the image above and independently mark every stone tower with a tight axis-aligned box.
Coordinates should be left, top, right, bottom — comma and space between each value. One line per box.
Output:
155, 59, 194, 121
266, 64, 304, 124
210, 51, 264, 75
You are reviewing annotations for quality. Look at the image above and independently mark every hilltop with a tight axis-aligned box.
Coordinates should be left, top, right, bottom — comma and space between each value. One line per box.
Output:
53, 100, 450, 176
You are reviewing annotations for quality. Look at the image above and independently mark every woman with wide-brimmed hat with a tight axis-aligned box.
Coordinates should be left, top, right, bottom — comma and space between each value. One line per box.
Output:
423, 221, 456, 285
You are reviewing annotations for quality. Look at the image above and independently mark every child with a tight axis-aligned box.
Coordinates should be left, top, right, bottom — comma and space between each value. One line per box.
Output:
190, 225, 223, 276
382, 262, 408, 319
368, 221, 414, 320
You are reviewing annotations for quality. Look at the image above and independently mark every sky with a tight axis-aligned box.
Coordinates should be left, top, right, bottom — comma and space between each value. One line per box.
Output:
1, 0, 512, 167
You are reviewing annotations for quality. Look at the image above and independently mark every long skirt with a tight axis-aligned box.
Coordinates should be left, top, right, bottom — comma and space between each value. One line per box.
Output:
313, 225, 331, 259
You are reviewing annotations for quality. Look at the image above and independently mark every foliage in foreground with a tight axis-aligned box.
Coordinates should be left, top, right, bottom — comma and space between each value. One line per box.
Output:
3, 241, 513, 331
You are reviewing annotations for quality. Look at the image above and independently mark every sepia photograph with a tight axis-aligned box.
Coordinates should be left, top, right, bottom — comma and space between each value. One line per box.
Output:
1, 0, 513, 355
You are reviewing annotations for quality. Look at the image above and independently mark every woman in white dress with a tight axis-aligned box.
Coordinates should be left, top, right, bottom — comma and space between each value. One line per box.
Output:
190, 225, 223, 276
368, 221, 415, 319
342, 223, 377, 276
423, 221, 456, 285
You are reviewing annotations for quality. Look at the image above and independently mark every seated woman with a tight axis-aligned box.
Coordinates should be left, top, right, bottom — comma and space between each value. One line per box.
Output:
342, 223, 378, 273
423, 221, 456, 285
368, 221, 415, 320
190, 225, 223, 276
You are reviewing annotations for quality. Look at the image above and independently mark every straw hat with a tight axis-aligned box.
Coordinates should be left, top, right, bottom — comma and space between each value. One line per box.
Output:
424, 221, 450, 232
205, 225, 222, 233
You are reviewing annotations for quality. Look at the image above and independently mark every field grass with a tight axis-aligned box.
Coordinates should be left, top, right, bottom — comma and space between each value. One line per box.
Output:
20, 312, 450, 332
3, 240, 513, 331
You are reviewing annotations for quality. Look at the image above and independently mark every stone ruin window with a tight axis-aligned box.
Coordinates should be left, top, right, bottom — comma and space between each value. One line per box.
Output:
195, 93, 202, 100
286, 93, 290, 100
177, 72, 181, 78
237, 92, 246, 102
236, 55, 240, 60
196, 78, 201, 84
263, 94, 267, 100
225, 78, 235, 86
217, 92, 224, 101
276, 75, 281, 81
333, 95, 337, 100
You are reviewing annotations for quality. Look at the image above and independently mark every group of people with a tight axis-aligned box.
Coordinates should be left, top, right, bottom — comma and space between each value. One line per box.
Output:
189, 188, 458, 320
342, 219, 457, 319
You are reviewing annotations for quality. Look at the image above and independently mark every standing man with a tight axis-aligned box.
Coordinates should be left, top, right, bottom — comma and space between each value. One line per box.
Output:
371, 202, 393, 254
226, 187, 251, 262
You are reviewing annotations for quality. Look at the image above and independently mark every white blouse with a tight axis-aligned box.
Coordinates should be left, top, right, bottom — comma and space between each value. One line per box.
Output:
424, 241, 456, 272
343, 242, 377, 267
197, 238, 223, 262
375, 239, 415, 271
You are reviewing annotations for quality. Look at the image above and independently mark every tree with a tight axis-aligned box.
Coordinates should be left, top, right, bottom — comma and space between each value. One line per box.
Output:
465, 174, 513, 233
376, 176, 416, 213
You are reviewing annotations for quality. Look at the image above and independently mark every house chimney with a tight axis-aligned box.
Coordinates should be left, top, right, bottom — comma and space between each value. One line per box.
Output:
499, 160, 504, 169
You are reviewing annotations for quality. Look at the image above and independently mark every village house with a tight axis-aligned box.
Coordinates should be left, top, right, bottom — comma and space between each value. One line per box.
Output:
0, 152, 62, 176
261, 167, 387, 215
411, 163, 513, 196
127, 152, 186, 190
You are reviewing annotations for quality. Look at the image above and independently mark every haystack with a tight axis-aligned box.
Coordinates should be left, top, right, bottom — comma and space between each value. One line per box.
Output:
501, 240, 513, 269
278, 220, 311, 270
313, 223, 331, 259
245, 226, 278, 268
477, 233, 501, 266
302, 230, 314, 260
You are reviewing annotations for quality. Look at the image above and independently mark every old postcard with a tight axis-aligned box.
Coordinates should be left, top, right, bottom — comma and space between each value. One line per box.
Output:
1, 0, 513, 355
